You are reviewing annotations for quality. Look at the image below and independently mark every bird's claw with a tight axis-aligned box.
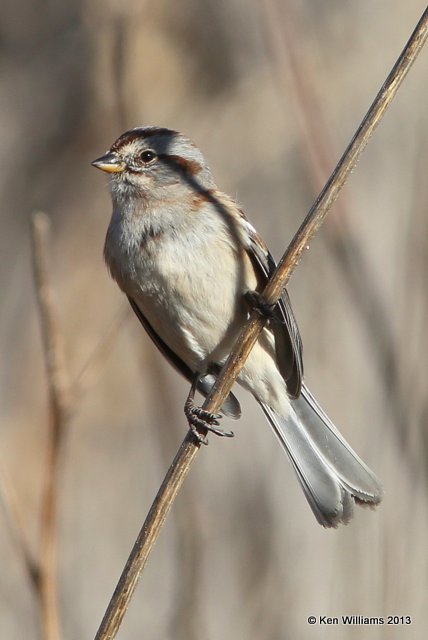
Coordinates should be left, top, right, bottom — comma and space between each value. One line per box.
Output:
245, 290, 283, 324
184, 398, 234, 445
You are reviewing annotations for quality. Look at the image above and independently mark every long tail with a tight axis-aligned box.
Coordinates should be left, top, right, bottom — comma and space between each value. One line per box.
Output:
260, 384, 382, 528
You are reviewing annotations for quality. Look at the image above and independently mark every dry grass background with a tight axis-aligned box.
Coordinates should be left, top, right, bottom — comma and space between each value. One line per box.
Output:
1, 1, 427, 638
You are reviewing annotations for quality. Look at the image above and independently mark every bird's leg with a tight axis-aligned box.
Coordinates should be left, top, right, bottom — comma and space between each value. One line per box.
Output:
244, 290, 284, 324
184, 373, 234, 444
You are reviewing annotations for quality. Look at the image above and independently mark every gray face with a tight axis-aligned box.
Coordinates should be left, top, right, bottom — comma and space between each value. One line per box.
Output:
92, 127, 216, 198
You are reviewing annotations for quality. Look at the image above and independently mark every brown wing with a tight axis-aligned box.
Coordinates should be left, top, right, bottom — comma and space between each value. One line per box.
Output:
127, 296, 241, 418
241, 215, 303, 398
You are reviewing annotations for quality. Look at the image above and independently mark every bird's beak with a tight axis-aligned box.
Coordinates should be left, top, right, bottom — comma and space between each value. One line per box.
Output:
91, 151, 126, 173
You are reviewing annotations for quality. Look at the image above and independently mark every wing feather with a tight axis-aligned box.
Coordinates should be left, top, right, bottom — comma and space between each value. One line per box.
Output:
240, 214, 303, 398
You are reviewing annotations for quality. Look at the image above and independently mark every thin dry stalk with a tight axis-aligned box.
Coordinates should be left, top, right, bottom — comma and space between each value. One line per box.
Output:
71, 304, 129, 402
94, 9, 428, 640
262, 0, 409, 437
0, 463, 40, 589
31, 211, 71, 640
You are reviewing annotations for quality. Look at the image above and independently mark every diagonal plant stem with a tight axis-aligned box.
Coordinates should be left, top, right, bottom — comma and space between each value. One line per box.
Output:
0, 463, 40, 590
262, 0, 410, 448
71, 304, 129, 403
94, 8, 428, 640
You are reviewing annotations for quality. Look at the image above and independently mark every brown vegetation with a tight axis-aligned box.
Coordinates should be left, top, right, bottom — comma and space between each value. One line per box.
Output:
1, 2, 427, 639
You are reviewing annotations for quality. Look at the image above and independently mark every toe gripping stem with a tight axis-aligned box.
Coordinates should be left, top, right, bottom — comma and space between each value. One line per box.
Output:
244, 290, 284, 324
184, 375, 234, 445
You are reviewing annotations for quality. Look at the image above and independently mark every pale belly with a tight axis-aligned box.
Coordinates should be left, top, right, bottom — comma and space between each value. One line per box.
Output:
105, 209, 290, 415
109, 227, 257, 372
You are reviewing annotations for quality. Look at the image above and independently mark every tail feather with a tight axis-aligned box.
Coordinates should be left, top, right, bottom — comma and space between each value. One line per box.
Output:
260, 384, 382, 528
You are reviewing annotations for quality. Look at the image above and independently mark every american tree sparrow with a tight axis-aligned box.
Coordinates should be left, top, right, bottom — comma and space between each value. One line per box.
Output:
92, 126, 382, 527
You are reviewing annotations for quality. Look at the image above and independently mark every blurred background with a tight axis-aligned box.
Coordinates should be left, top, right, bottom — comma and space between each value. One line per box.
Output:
1, 0, 427, 638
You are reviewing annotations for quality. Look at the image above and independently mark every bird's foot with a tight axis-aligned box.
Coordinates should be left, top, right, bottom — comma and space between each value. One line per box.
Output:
245, 290, 282, 323
184, 398, 234, 445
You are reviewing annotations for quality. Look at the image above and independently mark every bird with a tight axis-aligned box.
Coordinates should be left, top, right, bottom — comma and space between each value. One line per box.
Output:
92, 126, 382, 527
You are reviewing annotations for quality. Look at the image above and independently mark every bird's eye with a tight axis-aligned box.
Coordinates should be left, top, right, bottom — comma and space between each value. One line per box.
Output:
140, 150, 156, 164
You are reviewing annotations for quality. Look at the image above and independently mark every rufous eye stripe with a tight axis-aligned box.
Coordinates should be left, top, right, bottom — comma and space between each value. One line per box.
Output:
158, 154, 203, 176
